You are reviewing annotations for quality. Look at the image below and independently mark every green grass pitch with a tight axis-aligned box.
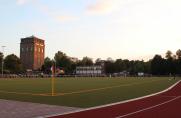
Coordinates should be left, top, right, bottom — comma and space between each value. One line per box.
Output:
0, 77, 179, 108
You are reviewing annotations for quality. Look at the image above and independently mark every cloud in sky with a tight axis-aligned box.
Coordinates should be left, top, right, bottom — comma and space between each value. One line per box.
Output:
86, 0, 121, 15
56, 15, 79, 22
5, 0, 181, 60
16, 0, 28, 5
16, 0, 36, 5
37, 4, 79, 23
17, 0, 78, 23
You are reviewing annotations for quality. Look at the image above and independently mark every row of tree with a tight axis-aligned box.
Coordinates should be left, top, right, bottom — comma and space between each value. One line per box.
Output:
104, 50, 181, 75
0, 53, 24, 73
42, 51, 94, 74
1, 49, 181, 75
151, 50, 181, 75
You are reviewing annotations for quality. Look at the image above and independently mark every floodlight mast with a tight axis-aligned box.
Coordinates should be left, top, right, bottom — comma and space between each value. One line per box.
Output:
1, 46, 6, 78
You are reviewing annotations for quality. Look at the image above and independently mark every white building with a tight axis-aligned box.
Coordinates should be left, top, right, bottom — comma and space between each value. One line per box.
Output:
76, 66, 104, 75
138, 72, 144, 77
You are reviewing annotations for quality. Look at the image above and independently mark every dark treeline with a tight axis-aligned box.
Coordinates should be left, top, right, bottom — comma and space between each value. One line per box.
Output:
42, 51, 94, 74
0, 53, 24, 74
151, 50, 181, 75
104, 50, 181, 75
103, 59, 150, 75
1, 49, 181, 75
41, 49, 181, 75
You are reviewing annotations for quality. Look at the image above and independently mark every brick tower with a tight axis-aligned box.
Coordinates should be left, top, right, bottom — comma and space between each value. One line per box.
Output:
20, 36, 45, 71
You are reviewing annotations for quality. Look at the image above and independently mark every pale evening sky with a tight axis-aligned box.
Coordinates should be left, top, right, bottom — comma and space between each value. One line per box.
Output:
0, 0, 181, 61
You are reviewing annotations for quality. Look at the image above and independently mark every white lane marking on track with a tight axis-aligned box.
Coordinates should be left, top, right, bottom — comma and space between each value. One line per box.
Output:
38, 80, 181, 118
158, 95, 178, 98
115, 96, 181, 118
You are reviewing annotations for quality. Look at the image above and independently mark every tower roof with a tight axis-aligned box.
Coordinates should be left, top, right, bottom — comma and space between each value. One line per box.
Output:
21, 35, 44, 42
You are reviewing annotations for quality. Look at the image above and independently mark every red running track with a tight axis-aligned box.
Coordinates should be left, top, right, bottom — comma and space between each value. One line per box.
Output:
48, 81, 181, 118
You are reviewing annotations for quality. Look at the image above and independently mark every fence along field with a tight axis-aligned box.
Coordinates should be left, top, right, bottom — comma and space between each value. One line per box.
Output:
0, 77, 179, 108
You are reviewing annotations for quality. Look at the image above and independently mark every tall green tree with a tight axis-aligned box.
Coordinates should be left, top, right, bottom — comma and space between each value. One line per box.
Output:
165, 50, 175, 74
175, 49, 181, 74
114, 59, 124, 72
144, 61, 151, 74
54, 51, 73, 73
4, 54, 23, 73
166, 50, 173, 59
176, 49, 181, 59
42, 57, 53, 74
95, 58, 102, 65
78, 57, 93, 66
104, 60, 115, 74
133, 60, 145, 73
151, 55, 165, 75
0, 52, 3, 71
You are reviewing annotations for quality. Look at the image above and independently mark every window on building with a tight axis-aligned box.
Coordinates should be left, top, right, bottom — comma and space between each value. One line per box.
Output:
38, 58, 41, 65
21, 48, 24, 52
31, 47, 33, 52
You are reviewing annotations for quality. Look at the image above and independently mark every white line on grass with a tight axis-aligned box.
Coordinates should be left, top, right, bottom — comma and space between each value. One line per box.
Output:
0, 78, 165, 97
48, 79, 165, 96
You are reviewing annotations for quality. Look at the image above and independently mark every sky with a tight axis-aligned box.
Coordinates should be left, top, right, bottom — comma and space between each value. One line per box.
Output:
0, 0, 181, 61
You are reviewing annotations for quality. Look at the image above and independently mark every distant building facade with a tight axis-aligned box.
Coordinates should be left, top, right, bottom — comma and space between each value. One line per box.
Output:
76, 66, 104, 75
20, 36, 45, 71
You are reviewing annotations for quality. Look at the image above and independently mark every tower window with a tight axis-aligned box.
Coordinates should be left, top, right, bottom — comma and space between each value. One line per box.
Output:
38, 59, 40, 64
31, 47, 33, 51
